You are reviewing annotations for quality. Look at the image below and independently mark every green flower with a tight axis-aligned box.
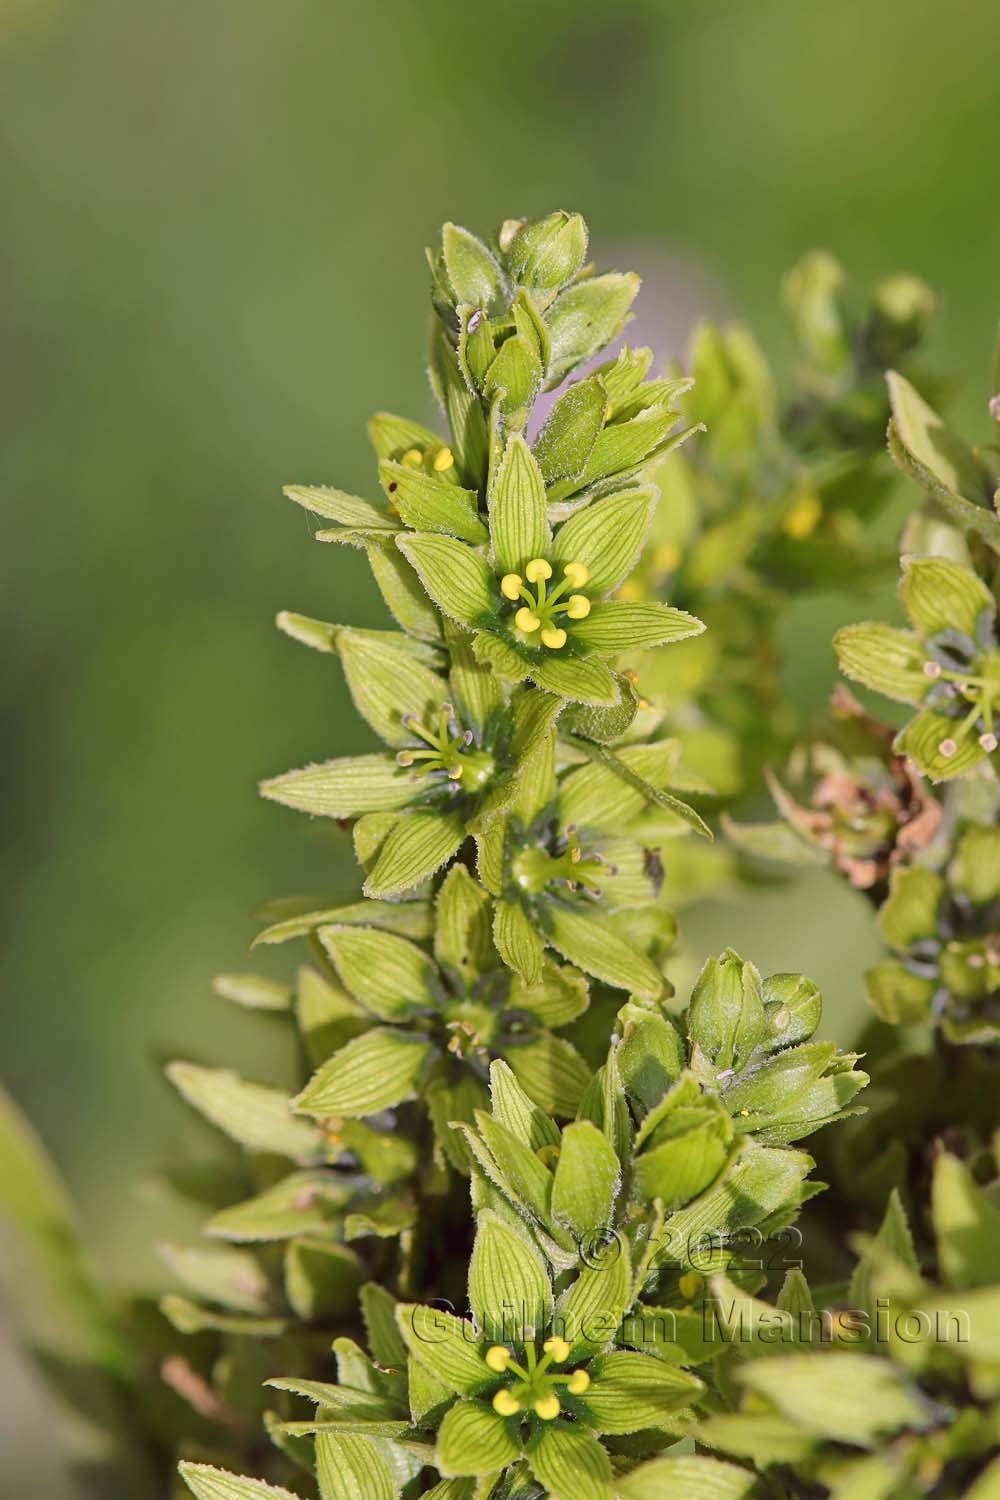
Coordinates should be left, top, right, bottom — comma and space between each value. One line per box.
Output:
399, 432, 704, 709
291, 866, 592, 1139
865, 824, 1000, 1043
835, 555, 1000, 780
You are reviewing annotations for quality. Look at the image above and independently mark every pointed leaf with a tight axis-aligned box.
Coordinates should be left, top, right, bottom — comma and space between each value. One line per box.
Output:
469, 1209, 552, 1339
547, 905, 663, 999
834, 623, 929, 704
294, 1030, 434, 1117
179, 1464, 301, 1500
581, 1350, 701, 1432
285, 484, 397, 531
533, 376, 607, 484
379, 460, 488, 544
505, 1031, 592, 1118
336, 627, 446, 747
397, 534, 500, 627
319, 925, 435, 1021
552, 487, 657, 595
261, 754, 414, 818
551, 1121, 620, 1242
364, 809, 466, 899
571, 600, 704, 653
167, 1063, 320, 1159
436, 1399, 520, 1478
488, 434, 551, 573
397, 1303, 493, 1396
615, 1455, 755, 1500
529, 653, 620, 706
526, 1422, 611, 1500
494, 898, 545, 987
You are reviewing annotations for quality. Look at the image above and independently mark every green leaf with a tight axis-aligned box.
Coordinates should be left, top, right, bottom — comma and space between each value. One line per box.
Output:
899, 555, 995, 640
167, 1063, 320, 1159
379, 460, 488, 544
212, 972, 292, 1012
863, 960, 934, 1025
364, 810, 466, 899
849, 1188, 917, 1317
436, 1399, 521, 1477
784, 250, 848, 370
488, 434, 551, 574
634, 1109, 731, 1210
397, 533, 500, 627
572, 600, 704, 654
319, 925, 435, 1021
444, 621, 505, 735
895, 708, 986, 782
545, 272, 640, 387
360, 1282, 408, 1368
877, 866, 944, 950
551, 1121, 620, 1242
157, 1241, 270, 1314
494, 898, 545, 987
695, 1412, 815, 1468
442, 222, 506, 308
284, 484, 398, 531
473, 1111, 552, 1221
179, 1463, 302, 1500
582, 1350, 701, 1432
396, 1303, 493, 1397
551, 487, 657, 595
526, 1422, 611, 1500
688, 950, 765, 1072
833, 623, 929, 704
505, 1031, 592, 1118
760, 972, 824, 1049
335, 627, 446, 747
932, 1151, 1000, 1291
430, 325, 489, 480
294, 1030, 434, 1117
547, 905, 663, 999
253, 898, 432, 948
529, 653, 621, 706
736, 1352, 932, 1446
260, 753, 414, 818
533, 376, 607, 484
469, 1209, 552, 1339
615, 1454, 756, 1500
315, 1431, 398, 1500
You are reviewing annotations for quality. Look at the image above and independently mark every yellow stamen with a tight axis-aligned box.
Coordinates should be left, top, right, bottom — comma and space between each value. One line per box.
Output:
402, 447, 423, 467
516, 607, 541, 633
543, 1336, 571, 1363
566, 1369, 590, 1395
679, 1271, 704, 1300
525, 557, 553, 583
485, 1345, 512, 1373
533, 1393, 561, 1420
541, 627, 567, 649
536, 1144, 560, 1167
562, 561, 589, 588
432, 446, 455, 472
493, 1389, 521, 1416
783, 491, 822, 539
566, 594, 591, 619
500, 572, 524, 601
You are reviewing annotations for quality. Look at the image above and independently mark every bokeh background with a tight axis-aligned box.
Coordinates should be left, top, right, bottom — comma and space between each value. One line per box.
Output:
2, 0, 999, 1491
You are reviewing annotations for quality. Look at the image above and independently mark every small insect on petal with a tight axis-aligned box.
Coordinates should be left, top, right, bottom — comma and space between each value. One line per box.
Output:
501, 573, 524, 600
525, 557, 553, 583
541, 627, 567, 649
566, 593, 591, 619
563, 561, 590, 588
516, 607, 541, 633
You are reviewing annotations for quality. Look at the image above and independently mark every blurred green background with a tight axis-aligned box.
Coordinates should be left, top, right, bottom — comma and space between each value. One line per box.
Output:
2, 0, 998, 1490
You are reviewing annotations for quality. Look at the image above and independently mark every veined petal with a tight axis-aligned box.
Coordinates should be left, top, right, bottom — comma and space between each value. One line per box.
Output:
571, 600, 704, 654
363, 809, 466, 899
260, 753, 415, 818
489, 433, 551, 573
398, 532, 502, 627
551, 486, 657, 595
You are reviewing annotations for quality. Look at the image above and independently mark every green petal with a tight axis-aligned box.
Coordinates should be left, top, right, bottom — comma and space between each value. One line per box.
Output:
367, 409, 442, 461
615, 1454, 756, 1500
571, 600, 704, 654
179, 1464, 302, 1500
435, 864, 495, 980
445, 621, 505, 737
378, 460, 488, 544
275, 610, 339, 653
736, 1352, 931, 1447
546, 905, 664, 999
205, 1171, 353, 1243
284, 484, 398, 531
551, 1120, 620, 1241
319, 924, 436, 1021
468, 1209, 552, 1340
483, 333, 543, 426
533, 376, 607, 484
294, 1029, 434, 1117
526, 1422, 611, 1500
396, 1303, 492, 1397
260, 753, 415, 818
888, 371, 996, 513
877, 866, 945, 950
545, 272, 640, 387
558, 742, 682, 831
315, 1432, 396, 1500
899, 554, 995, 640
508, 961, 588, 1027
582, 1350, 702, 1432
687, 950, 765, 1072
335, 627, 446, 747
365, 536, 443, 640
488, 433, 551, 573
951, 824, 1000, 905
529, 654, 621, 706
488, 1059, 561, 1153
435, 1399, 520, 1478
564, 408, 699, 500
166, 1063, 320, 1160
895, 708, 985, 782
505, 1031, 592, 1119
494, 898, 545, 987
397, 533, 500, 627
557, 1231, 632, 1359
442, 222, 506, 308
363, 810, 466, 899
863, 960, 935, 1025
834, 623, 929, 704
551, 486, 657, 595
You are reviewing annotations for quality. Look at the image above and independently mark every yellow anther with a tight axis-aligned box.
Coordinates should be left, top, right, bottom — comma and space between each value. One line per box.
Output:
652, 543, 681, 573
536, 1144, 560, 1168
493, 1389, 521, 1416
500, 573, 524, 601
566, 1369, 590, 1395
679, 1271, 704, 1300
402, 447, 423, 467
566, 594, 591, 620
516, 607, 541, 633
569, 847, 582, 864
533, 1393, 561, 1420
541, 627, 567, 650
617, 579, 642, 601
562, 561, 590, 588
432, 446, 455, 472
525, 557, 553, 583
485, 1345, 512, 1373
783, 491, 822, 539
543, 1336, 571, 1363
